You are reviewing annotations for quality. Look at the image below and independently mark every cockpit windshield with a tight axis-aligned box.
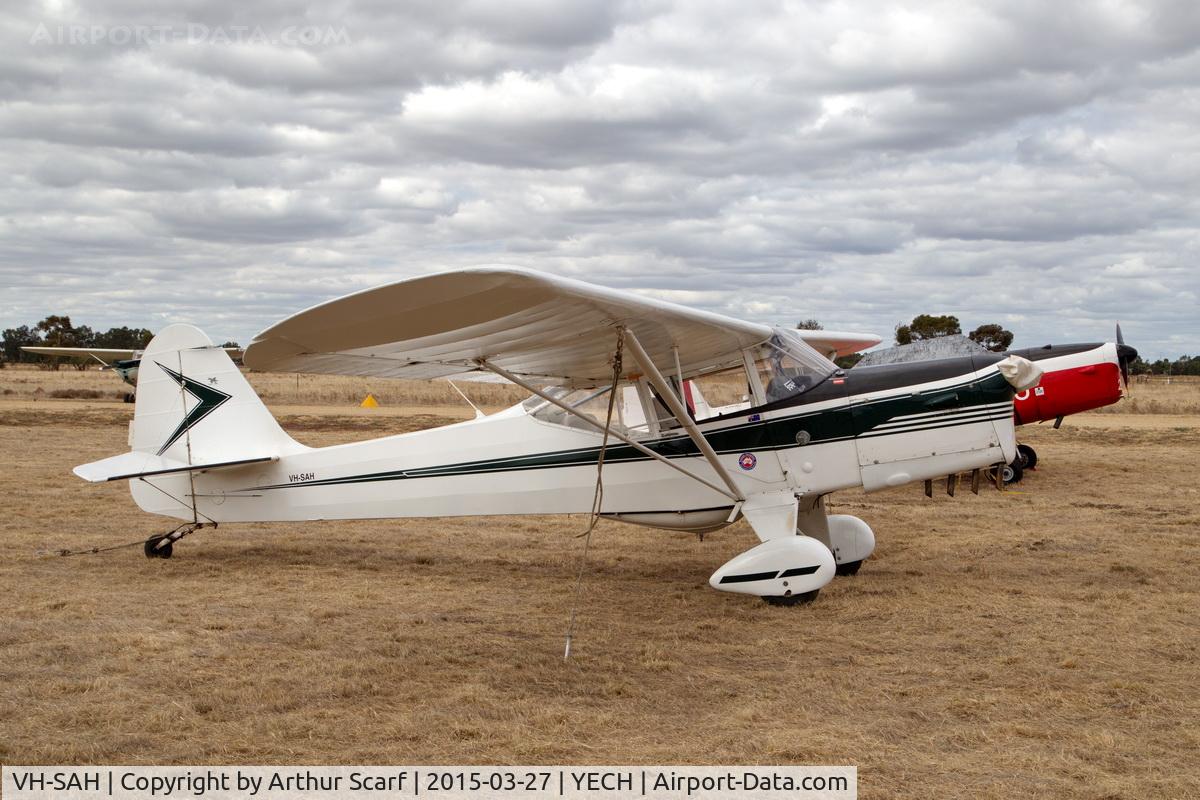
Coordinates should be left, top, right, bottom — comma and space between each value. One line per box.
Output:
753, 328, 840, 403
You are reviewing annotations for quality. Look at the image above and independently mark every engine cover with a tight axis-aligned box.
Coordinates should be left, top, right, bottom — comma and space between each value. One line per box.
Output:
709, 536, 835, 598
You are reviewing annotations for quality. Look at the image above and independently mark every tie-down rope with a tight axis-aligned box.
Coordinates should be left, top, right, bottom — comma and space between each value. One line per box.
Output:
563, 327, 625, 660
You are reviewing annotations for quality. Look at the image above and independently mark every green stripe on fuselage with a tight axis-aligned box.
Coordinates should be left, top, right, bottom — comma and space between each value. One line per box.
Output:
245, 371, 1013, 491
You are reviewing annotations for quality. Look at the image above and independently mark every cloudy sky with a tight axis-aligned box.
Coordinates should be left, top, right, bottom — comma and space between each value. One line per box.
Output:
2, 0, 1197, 358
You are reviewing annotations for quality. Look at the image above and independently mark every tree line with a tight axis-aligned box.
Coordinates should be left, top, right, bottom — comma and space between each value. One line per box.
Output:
1, 316, 154, 364
3, 313, 1194, 376
1128, 355, 1200, 376
0, 316, 238, 366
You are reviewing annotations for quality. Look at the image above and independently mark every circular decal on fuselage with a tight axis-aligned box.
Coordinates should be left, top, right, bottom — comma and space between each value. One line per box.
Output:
738, 452, 757, 470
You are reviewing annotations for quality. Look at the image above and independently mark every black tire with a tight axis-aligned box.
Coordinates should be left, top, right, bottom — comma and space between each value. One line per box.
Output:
1017, 443, 1038, 470
1000, 461, 1024, 484
144, 535, 173, 559
763, 589, 820, 606
836, 560, 863, 576
987, 461, 1024, 485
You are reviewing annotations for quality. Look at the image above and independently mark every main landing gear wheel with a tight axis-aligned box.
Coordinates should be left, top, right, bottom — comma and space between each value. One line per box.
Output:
144, 534, 173, 559
835, 560, 863, 576
763, 589, 820, 606
988, 460, 1024, 485
1016, 443, 1038, 470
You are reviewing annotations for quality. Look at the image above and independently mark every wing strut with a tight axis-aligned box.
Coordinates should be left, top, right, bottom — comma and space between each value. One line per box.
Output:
477, 358, 740, 502
622, 330, 746, 502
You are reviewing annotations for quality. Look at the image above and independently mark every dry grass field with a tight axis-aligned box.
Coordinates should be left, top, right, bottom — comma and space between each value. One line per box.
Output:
1, 370, 1198, 799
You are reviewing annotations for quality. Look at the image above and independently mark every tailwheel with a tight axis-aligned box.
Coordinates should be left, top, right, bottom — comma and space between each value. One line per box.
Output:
835, 559, 863, 576
144, 535, 173, 559
763, 589, 820, 606
142, 523, 206, 559
1016, 443, 1038, 470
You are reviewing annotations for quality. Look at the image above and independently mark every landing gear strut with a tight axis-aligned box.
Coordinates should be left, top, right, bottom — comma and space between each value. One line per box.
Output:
143, 523, 208, 559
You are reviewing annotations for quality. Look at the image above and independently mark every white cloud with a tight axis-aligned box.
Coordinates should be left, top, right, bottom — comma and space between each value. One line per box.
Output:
0, 0, 1197, 358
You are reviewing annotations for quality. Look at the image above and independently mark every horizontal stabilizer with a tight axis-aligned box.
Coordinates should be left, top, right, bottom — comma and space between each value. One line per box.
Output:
74, 451, 276, 483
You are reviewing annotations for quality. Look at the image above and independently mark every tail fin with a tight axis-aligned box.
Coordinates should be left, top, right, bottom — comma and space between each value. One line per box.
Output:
130, 323, 300, 463
75, 324, 304, 485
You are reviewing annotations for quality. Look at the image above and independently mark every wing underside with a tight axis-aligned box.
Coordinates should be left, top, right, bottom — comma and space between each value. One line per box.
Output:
21, 347, 139, 362
795, 330, 882, 359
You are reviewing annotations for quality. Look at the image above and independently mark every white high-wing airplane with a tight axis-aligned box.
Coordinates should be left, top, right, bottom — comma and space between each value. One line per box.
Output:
21, 347, 145, 385
21, 346, 243, 401
74, 268, 1040, 605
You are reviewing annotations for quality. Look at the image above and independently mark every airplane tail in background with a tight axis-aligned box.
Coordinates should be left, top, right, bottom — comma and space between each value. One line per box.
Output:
73, 324, 306, 499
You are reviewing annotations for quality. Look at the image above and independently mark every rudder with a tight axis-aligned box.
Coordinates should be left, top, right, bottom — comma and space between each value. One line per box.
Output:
131, 323, 304, 463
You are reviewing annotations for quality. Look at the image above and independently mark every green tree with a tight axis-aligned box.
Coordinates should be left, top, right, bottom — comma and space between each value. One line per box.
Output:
968, 323, 1014, 352
1, 325, 43, 363
1174, 355, 1200, 376
73, 325, 96, 347
35, 315, 81, 347
95, 326, 154, 349
795, 319, 824, 330
895, 314, 961, 345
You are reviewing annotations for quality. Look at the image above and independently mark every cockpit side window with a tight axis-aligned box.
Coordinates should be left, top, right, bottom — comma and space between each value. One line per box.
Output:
522, 386, 639, 436
521, 327, 838, 432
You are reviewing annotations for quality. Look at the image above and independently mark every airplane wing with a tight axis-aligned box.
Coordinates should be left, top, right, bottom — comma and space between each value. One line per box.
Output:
244, 267, 778, 387
21, 346, 139, 362
794, 330, 882, 359
21, 345, 241, 361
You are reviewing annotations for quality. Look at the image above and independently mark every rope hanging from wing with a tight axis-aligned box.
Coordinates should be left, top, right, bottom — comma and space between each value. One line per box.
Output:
563, 327, 625, 660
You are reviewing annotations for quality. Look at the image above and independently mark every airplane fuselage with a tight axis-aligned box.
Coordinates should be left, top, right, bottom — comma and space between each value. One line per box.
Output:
130, 353, 1020, 528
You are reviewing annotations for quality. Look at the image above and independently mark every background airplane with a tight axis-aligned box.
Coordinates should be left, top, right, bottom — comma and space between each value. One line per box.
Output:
1004, 328, 1137, 479
20, 346, 244, 401
852, 327, 1138, 483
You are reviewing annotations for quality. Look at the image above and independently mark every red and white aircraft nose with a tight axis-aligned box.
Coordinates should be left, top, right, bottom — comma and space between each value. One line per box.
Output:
1014, 342, 1131, 425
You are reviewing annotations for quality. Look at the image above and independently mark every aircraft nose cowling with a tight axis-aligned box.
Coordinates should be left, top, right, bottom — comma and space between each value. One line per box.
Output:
997, 354, 1042, 392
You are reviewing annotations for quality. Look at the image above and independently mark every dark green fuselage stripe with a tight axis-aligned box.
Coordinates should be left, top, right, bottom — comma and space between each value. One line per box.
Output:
246, 371, 1014, 491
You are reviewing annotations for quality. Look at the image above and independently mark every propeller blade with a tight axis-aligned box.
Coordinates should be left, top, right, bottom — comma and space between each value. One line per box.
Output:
1114, 324, 1136, 394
